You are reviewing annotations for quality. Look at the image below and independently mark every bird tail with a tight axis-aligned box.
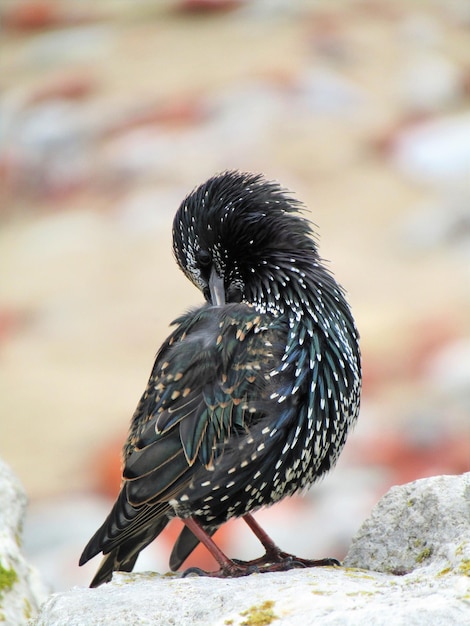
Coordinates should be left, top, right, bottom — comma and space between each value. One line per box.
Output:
83, 513, 170, 587
79, 488, 171, 587
89, 546, 140, 588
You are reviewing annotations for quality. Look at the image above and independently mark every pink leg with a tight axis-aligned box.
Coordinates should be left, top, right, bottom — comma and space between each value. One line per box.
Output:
241, 513, 340, 569
181, 517, 257, 577
181, 514, 339, 578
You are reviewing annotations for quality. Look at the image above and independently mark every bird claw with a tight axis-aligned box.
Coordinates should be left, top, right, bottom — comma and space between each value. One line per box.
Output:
276, 554, 341, 568
243, 555, 339, 574
181, 567, 209, 578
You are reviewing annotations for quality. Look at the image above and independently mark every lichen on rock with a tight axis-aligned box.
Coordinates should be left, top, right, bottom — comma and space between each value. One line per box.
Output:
0, 459, 48, 625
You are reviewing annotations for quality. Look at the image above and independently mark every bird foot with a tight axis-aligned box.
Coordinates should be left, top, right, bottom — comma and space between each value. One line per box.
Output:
234, 551, 340, 571
181, 553, 340, 578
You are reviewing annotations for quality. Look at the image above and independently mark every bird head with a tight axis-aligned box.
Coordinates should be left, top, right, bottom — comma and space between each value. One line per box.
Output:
172, 171, 319, 308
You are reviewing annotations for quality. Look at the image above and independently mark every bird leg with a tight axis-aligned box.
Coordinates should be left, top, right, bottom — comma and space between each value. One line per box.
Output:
238, 513, 340, 570
181, 514, 339, 578
181, 517, 259, 578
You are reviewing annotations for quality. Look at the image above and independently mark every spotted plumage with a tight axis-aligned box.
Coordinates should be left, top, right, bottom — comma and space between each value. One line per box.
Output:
79, 171, 361, 587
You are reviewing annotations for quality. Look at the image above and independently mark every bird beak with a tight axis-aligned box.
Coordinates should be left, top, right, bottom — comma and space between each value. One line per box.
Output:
209, 266, 225, 306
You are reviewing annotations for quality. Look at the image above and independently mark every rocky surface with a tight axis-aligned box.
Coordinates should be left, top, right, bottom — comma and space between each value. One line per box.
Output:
0, 459, 48, 625
30, 565, 469, 626
344, 472, 470, 576
32, 473, 470, 625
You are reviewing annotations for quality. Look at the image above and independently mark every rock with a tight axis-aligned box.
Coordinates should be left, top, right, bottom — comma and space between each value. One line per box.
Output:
292, 68, 366, 117
0, 459, 48, 625
32, 474, 469, 625
392, 113, 470, 183
425, 338, 470, 398
344, 472, 470, 576
30, 560, 469, 626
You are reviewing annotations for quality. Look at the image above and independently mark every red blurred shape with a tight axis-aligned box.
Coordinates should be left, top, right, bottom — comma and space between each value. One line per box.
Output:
370, 113, 431, 157
0, 308, 31, 345
351, 430, 470, 487
360, 316, 461, 397
2, 1, 60, 31
93, 437, 123, 499
28, 74, 97, 105
105, 97, 209, 137
2, 1, 97, 31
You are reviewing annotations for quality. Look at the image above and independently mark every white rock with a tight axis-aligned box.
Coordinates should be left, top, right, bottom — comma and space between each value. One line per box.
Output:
393, 113, 470, 183
0, 459, 48, 625
32, 474, 469, 625
344, 472, 470, 576
31, 563, 469, 626
293, 68, 366, 117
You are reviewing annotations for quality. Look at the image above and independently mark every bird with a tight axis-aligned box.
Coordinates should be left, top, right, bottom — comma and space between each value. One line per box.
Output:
79, 170, 361, 587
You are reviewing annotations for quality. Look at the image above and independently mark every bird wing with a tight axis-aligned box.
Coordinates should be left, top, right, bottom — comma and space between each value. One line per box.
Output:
123, 303, 279, 503
80, 303, 280, 575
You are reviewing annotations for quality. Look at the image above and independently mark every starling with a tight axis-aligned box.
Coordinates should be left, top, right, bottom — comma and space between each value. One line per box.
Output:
79, 171, 361, 587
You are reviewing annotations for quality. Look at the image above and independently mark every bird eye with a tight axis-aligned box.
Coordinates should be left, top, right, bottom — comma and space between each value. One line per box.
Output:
196, 250, 212, 267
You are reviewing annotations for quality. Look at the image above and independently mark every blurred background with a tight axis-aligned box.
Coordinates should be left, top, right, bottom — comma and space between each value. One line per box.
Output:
0, 0, 469, 592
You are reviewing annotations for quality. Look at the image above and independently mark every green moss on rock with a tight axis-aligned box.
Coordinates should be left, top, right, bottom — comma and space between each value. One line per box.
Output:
0, 564, 18, 598
416, 547, 433, 563
240, 600, 278, 626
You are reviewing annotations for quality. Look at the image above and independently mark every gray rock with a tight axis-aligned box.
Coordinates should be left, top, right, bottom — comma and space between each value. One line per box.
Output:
31, 563, 469, 626
344, 472, 470, 576
31, 473, 469, 625
0, 459, 48, 625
